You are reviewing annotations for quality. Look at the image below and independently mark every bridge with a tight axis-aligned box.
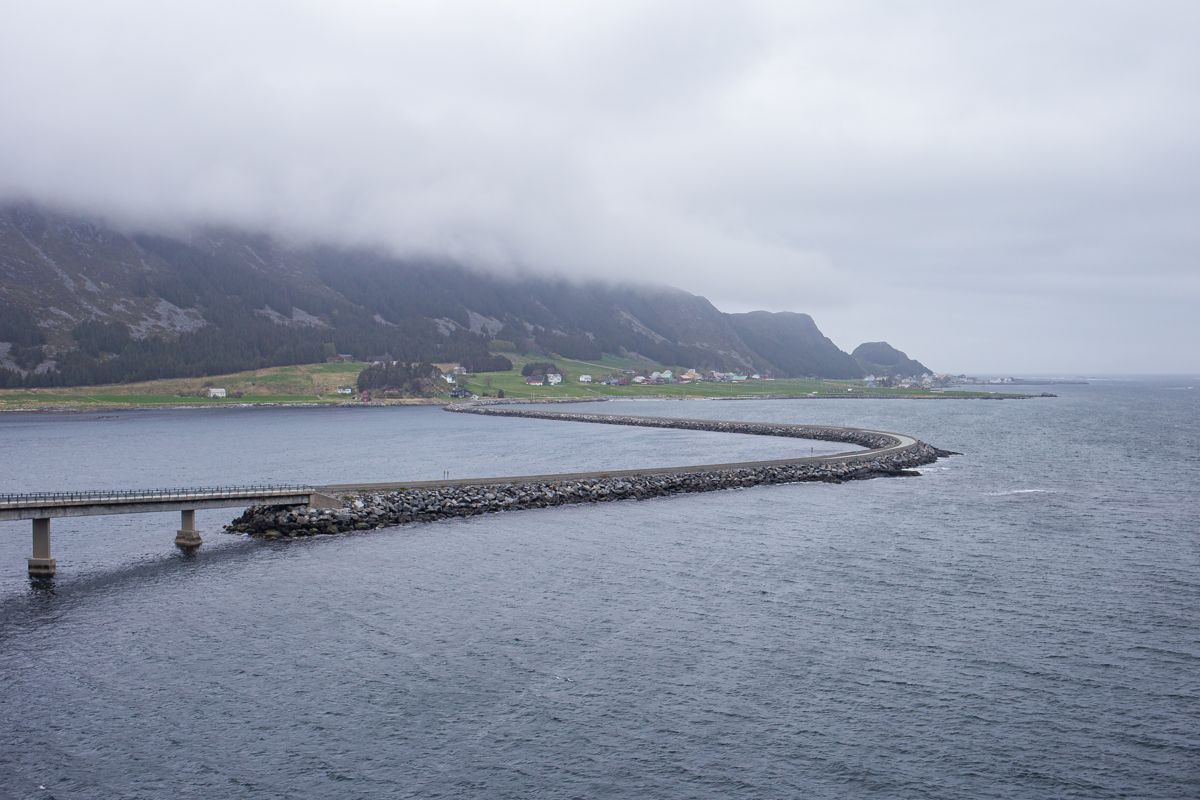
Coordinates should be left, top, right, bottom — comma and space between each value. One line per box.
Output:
0, 485, 339, 577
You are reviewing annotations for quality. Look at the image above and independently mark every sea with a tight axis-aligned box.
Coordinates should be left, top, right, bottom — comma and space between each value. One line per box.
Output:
0, 378, 1197, 799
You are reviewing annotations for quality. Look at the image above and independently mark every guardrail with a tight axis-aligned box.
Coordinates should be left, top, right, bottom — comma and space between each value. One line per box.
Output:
0, 484, 313, 506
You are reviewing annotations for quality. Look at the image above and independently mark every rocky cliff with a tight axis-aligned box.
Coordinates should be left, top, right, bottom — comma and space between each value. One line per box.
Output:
852, 341, 931, 377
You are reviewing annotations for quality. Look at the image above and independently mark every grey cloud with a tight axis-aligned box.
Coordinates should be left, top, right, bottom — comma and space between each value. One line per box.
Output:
1, 0, 1197, 373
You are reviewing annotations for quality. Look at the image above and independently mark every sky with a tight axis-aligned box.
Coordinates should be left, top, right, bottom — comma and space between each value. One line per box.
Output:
1, 0, 1197, 374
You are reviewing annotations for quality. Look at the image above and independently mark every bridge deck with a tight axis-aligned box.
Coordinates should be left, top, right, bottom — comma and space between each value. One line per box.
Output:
0, 485, 317, 521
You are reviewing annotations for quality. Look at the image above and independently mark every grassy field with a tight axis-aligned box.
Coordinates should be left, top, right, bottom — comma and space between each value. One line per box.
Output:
0, 354, 1014, 412
0, 362, 366, 411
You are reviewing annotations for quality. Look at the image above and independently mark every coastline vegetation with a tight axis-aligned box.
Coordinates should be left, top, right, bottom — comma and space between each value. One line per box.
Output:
461, 354, 1012, 400
0, 353, 1024, 412
0, 362, 363, 411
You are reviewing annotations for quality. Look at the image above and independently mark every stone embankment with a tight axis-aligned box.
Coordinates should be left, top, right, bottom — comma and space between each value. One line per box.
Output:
227, 406, 954, 539
448, 405, 907, 449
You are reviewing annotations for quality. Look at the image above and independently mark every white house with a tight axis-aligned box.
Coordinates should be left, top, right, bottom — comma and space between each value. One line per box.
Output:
441, 373, 456, 384
207, 388, 227, 399
546, 373, 563, 385
579, 375, 593, 383
335, 386, 354, 395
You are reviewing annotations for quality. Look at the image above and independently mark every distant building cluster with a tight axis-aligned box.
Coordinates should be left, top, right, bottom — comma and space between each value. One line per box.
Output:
525, 373, 564, 386
861, 372, 952, 389
438, 364, 475, 398
573, 368, 775, 387
953, 375, 1018, 385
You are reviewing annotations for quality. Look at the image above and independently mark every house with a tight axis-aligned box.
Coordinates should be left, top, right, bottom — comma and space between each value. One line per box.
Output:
449, 386, 472, 399
441, 374, 456, 384
546, 373, 563, 385
681, 369, 700, 381
578, 375, 593, 383
632, 376, 647, 384
525, 377, 544, 386
660, 370, 674, 382
207, 388, 227, 399
331, 353, 355, 363
335, 386, 355, 395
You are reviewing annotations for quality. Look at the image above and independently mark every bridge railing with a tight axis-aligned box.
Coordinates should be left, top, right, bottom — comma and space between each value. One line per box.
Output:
0, 484, 314, 506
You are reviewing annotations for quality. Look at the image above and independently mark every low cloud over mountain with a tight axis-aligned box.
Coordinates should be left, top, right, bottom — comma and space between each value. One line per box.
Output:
0, 204, 928, 386
1, 2, 1197, 372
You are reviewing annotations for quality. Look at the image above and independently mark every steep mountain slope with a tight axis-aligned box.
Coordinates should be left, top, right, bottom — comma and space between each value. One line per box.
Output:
852, 342, 931, 377
725, 311, 864, 378
0, 202, 915, 386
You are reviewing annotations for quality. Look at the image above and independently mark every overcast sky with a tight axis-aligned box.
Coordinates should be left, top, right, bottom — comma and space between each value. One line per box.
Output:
1, 1, 1197, 373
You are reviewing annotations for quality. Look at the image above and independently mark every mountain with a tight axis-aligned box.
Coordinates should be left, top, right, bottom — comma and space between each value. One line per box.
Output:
726, 311, 864, 378
852, 342, 931, 377
0, 202, 922, 387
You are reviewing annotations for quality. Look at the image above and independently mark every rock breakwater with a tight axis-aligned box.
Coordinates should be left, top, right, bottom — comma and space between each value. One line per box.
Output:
447, 405, 908, 449
227, 406, 953, 539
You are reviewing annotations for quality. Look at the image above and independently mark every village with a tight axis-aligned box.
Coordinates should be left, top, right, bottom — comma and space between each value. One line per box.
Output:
521, 367, 771, 388
185, 354, 974, 405
519, 364, 958, 392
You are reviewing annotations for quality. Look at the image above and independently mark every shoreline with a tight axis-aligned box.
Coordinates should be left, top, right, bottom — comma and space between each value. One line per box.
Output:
0, 390, 1045, 416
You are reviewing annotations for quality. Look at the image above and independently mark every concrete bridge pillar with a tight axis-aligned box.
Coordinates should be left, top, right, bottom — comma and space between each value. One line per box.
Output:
29, 517, 56, 578
175, 509, 202, 549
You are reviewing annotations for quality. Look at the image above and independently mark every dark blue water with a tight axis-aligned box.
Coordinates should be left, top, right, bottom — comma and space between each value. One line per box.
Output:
1, 381, 1197, 798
